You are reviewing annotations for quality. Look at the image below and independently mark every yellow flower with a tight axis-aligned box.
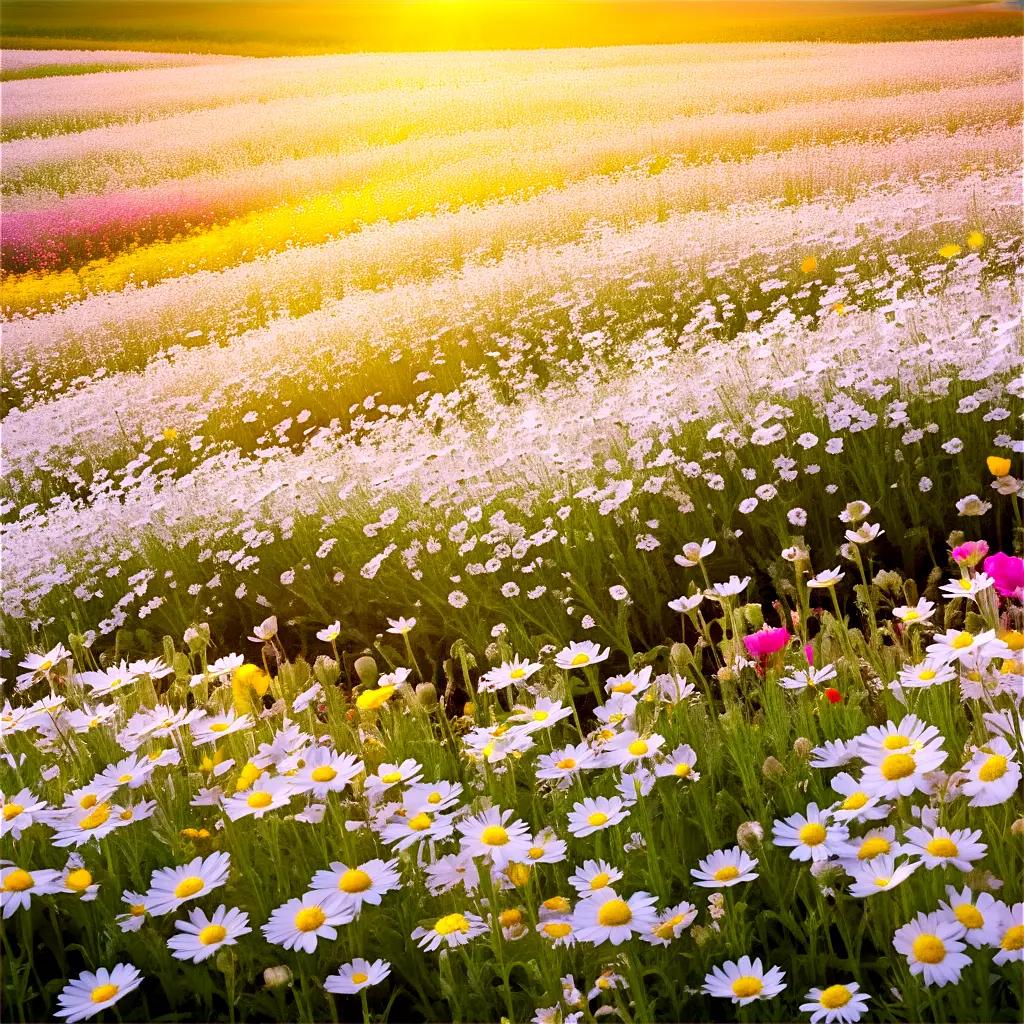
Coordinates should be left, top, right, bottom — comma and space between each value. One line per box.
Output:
800, 256, 818, 274
235, 761, 264, 792
355, 685, 396, 711
987, 455, 1011, 477
967, 230, 985, 250
162, 427, 179, 441
231, 663, 270, 714
938, 243, 962, 259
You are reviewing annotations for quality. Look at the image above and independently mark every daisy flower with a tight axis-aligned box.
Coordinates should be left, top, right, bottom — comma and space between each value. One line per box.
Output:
522, 830, 568, 865
860, 746, 946, 799
567, 796, 629, 838
364, 758, 423, 799
50, 801, 122, 848
262, 893, 355, 953
307, 858, 401, 911
602, 730, 665, 768
553, 641, 610, 670
702, 956, 786, 1004
285, 747, 364, 797
807, 568, 845, 589
1, 787, 48, 839
222, 777, 294, 821
654, 744, 699, 781
856, 715, 942, 759
892, 598, 936, 625
799, 982, 870, 1023
380, 809, 454, 850
60, 857, 99, 901
93, 754, 158, 792
292, 682, 324, 713
958, 738, 1021, 807
536, 917, 576, 946
992, 902, 1024, 965
412, 911, 487, 951
643, 901, 697, 945
604, 667, 653, 698
325, 958, 391, 994
115, 890, 149, 932
903, 826, 986, 872
316, 621, 342, 643
402, 780, 463, 813
937, 886, 1005, 948
780, 665, 838, 691
691, 846, 759, 888
55, 964, 143, 1023
457, 807, 532, 868
145, 852, 231, 915
926, 629, 1007, 667
675, 537, 716, 566
572, 889, 657, 945
810, 738, 857, 768
847, 855, 921, 898
895, 660, 956, 690
828, 773, 889, 823
190, 711, 254, 746
892, 911, 971, 986
772, 803, 849, 863
508, 698, 575, 733
1, 863, 62, 917
479, 657, 543, 692
837, 826, 902, 866
167, 905, 251, 962
569, 859, 623, 895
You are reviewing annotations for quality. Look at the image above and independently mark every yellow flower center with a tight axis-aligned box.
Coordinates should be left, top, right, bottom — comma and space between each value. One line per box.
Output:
532, 710, 549, 722
338, 869, 372, 893
799, 823, 827, 846
434, 912, 470, 935
505, 863, 531, 886
874, 877, 890, 888
912, 934, 946, 964
903, 610, 920, 620
880, 753, 916, 780
499, 908, 523, 927
91, 984, 119, 1004
731, 977, 763, 999
587, 812, 609, 827
590, 872, 612, 890
951, 631, 974, 650
294, 907, 326, 932
882, 735, 910, 750
130, 904, 146, 916
380, 771, 403, 784
819, 985, 852, 1009
674, 763, 691, 777
210, 723, 231, 733
627, 740, 649, 756
481, 825, 509, 846
311, 766, 337, 783
119, 809, 134, 821
611, 682, 635, 693
713, 865, 739, 882
199, 924, 228, 945
528, 846, 545, 860
979, 755, 1007, 782
3, 869, 33, 891
117, 774, 133, 783
858, 837, 891, 860
955, 904, 984, 929
544, 921, 573, 938
174, 876, 205, 899
1002, 925, 1024, 951
79, 794, 98, 809
66, 869, 92, 892
918, 669, 936, 681
351, 971, 369, 984
509, 668, 525, 679
596, 898, 632, 927
542, 896, 569, 912
427, 792, 442, 804
408, 813, 432, 831
79, 803, 111, 830
3, 803, 24, 820
570, 653, 590, 666
926, 838, 958, 858
247, 792, 273, 809
557, 758, 577, 770
841, 792, 868, 811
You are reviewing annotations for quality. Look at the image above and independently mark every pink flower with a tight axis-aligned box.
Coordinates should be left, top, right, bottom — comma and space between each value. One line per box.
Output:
951, 540, 989, 567
804, 643, 814, 666
743, 627, 791, 661
983, 552, 1024, 598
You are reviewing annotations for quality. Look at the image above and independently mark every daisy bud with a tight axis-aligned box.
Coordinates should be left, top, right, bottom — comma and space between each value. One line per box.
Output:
354, 656, 378, 687
736, 821, 763, 852
263, 965, 293, 989
793, 737, 812, 760
717, 666, 735, 683
313, 656, 340, 686
741, 603, 764, 630
1010, 818, 1024, 838
761, 755, 784, 780
690, 925, 713, 947
415, 683, 438, 708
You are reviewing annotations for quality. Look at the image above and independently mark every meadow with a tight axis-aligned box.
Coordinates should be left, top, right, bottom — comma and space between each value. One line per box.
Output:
1, 26, 1023, 1024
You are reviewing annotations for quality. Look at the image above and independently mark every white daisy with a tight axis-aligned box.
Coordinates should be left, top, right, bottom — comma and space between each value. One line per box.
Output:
654, 744, 699, 781
222, 777, 294, 821
702, 956, 786, 1004
958, 738, 1021, 807
284, 747, 364, 797
568, 859, 623, 895
642, 901, 697, 945
325, 958, 391, 994
567, 796, 628, 838
572, 889, 657, 945
412, 910, 487, 951
145, 852, 231, 915
55, 964, 143, 1023
553, 641, 610, 670
0, 863, 62, 917
772, 803, 849, 863
992, 902, 1024, 965
306, 858, 401, 911
262, 892, 355, 953
846, 855, 921, 898
892, 911, 971, 986
0, 787, 48, 840
902, 826, 986, 872
827, 773, 888, 823
799, 982, 870, 1023
936, 886, 1005, 948
691, 846, 759, 888
167, 905, 251, 962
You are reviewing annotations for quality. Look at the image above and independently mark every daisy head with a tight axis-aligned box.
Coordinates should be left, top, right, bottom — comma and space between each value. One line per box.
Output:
702, 956, 786, 1005
799, 982, 869, 1024
167, 905, 251, 962
571, 889, 658, 946
412, 910, 487, 952
145, 852, 231, 916
691, 846, 758, 888
324, 957, 391, 995
55, 964, 143, 1023
892, 911, 971, 986
262, 893, 355, 953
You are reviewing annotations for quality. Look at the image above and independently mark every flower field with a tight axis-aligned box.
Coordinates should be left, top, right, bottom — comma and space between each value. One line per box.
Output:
2, 28, 1023, 1024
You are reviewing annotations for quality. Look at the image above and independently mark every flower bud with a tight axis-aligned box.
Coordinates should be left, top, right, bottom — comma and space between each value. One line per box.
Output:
312, 655, 340, 686
736, 821, 763, 852
762, 755, 785, 780
263, 965, 293, 989
353, 656, 379, 687
793, 737, 812, 760
415, 682, 438, 708
1010, 817, 1024, 838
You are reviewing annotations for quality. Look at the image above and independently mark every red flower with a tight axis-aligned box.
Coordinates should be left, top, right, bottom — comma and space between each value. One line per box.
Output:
824, 688, 842, 704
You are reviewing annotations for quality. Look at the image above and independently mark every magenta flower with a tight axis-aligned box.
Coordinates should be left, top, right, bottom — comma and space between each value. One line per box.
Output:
983, 552, 1024, 598
743, 627, 791, 661
951, 540, 989, 567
